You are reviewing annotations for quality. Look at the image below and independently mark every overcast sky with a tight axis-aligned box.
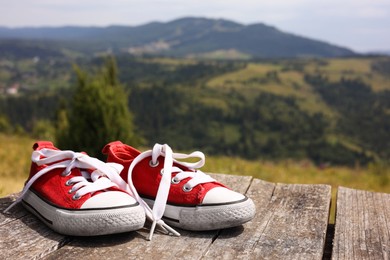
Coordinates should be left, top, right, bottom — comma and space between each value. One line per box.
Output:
0, 0, 389, 52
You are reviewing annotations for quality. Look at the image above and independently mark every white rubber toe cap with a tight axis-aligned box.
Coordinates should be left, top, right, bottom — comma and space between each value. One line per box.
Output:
202, 187, 245, 204
81, 191, 137, 209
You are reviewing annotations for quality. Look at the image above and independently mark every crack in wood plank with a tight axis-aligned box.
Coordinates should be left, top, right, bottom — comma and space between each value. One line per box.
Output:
204, 182, 331, 259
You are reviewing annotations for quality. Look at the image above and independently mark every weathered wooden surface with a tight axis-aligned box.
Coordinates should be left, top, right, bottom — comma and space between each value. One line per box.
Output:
0, 195, 69, 260
4, 175, 388, 259
0, 175, 332, 260
332, 187, 390, 260
204, 180, 331, 259
44, 173, 253, 260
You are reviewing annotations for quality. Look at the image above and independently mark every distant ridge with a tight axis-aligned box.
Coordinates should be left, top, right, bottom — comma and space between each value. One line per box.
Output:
0, 17, 355, 58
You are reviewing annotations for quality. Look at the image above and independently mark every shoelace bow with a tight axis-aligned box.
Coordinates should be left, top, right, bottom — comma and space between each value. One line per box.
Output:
126, 143, 216, 241
4, 148, 128, 213
4, 146, 216, 241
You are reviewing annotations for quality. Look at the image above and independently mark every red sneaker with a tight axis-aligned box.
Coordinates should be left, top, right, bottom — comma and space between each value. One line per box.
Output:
4, 141, 145, 236
103, 141, 256, 240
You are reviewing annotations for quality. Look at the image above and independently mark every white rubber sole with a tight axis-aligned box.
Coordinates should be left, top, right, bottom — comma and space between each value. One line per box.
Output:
143, 196, 256, 231
22, 189, 145, 236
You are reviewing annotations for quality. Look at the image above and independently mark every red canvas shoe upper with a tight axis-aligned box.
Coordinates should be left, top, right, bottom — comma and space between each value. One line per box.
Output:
103, 141, 228, 207
103, 141, 235, 239
5, 141, 131, 212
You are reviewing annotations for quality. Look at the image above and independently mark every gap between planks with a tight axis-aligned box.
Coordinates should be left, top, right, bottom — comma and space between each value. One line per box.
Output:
2, 174, 335, 260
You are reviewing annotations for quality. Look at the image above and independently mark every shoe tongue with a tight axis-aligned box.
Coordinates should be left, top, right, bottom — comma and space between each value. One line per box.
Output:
105, 162, 124, 174
102, 141, 141, 163
81, 166, 124, 197
80, 169, 94, 179
33, 141, 57, 151
171, 166, 185, 173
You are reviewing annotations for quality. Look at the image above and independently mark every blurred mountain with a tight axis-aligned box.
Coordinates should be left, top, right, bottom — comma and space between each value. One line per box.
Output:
0, 17, 356, 58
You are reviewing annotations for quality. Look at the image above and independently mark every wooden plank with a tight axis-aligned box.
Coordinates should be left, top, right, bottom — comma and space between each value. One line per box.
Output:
332, 187, 390, 260
204, 181, 331, 259
43, 173, 254, 260
0, 194, 26, 226
203, 178, 276, 259
209, 173, 253, 195
0, 195, 69, 260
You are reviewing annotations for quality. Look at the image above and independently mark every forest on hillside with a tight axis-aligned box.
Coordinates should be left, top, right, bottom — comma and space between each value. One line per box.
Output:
0, 54, 389, 166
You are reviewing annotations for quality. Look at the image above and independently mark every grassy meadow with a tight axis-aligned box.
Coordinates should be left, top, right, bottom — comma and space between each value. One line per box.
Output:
0, 134, 32, 196
1, 133, 388, 223
1, 53, 390, 224
206, 57, 390, 116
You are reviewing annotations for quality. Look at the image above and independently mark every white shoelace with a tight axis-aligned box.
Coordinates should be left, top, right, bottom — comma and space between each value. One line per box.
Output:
125, 143, 216, 240
4, 148, 129, 213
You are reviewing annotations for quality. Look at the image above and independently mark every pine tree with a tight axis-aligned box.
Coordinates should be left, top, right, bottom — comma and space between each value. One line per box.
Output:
56, 57, 140, 158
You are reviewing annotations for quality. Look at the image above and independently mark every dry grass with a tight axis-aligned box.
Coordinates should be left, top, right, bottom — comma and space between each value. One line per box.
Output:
1, 133, 388, 223
203, 156, 389, 193
203, 156, 389, 223
0, 134, 32, 196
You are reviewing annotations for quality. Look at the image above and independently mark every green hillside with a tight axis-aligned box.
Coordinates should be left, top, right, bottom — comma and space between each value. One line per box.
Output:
207, 62, 335, 116
203, 57, 389, 159
0, 55, 389, 165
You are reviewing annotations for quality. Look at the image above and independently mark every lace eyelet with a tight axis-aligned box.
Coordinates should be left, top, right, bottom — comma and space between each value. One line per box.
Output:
182, 184, 193, 192
65, 180, 72, 186
160, 169, 164, 176
72, 194, 81, 200
171, 177, 180, 184
68, 189, 74, 194
149, 160, 159, 168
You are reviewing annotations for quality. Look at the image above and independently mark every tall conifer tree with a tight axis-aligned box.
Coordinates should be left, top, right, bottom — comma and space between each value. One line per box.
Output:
57, 57, 140, 158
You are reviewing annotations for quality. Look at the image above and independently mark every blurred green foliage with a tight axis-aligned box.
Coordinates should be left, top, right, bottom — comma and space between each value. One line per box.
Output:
0, 55, 389, 165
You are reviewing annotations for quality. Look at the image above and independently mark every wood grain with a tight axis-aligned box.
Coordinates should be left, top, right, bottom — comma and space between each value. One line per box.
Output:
4, 175, 388, 260
204, 181, 332, 259
0, 195, 69, 260
203, 178, 276, 260
332, 187, 390, 260
43, 173, 254, 260
0, 194, 26, 226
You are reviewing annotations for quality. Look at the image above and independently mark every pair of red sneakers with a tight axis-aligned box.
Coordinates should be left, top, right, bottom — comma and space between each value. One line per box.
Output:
5, 141, 256, 240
